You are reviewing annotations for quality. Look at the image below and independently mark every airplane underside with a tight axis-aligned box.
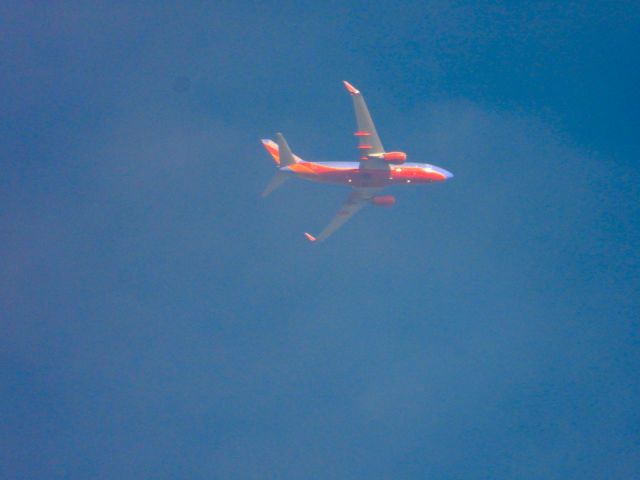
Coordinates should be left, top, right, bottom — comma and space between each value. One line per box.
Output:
261, 81, 453, 242
288, 164, 451, 188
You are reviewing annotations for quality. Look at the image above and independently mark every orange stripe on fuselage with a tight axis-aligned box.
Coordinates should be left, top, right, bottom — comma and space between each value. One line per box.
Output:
288, 162, 358, 184
287, 162, 447, 187
389, 166, 447, 182
288, 162, 355, 175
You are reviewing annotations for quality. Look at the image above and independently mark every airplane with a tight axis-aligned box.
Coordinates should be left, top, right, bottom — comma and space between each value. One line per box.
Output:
261, 81, 453, 242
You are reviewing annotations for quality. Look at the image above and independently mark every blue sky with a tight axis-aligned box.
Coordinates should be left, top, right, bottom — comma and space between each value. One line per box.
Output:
2, 2, 639, 478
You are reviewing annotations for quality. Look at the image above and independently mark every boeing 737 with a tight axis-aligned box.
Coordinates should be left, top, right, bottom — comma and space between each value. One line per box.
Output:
261, 81, 453, 242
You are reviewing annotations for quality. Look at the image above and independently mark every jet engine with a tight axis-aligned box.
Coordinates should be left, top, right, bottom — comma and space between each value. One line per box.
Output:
371, 195, 396, 206
382, 151, 407, 164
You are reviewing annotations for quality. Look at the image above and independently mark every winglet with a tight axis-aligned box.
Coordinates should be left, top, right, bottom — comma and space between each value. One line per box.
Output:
304, 232, 317, 242
343, 80, 360, 95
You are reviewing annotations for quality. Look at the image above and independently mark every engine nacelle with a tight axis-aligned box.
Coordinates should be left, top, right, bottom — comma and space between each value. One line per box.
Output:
382, 151, 407, 164
371, 195, 396, 207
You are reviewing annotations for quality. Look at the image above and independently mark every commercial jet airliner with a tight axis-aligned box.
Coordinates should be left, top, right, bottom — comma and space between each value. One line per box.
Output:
261, 81, 453, 242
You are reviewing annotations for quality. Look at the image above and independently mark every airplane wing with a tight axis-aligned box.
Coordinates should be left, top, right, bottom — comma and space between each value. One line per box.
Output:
343, 81, 387, 169
305, 189, 377, 242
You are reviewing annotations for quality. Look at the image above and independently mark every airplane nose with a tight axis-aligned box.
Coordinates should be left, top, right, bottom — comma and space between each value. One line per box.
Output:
432, 166, 453, 180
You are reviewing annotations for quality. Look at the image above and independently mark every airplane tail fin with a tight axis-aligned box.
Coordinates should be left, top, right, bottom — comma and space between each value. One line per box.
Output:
260, 133, 301, 197
261, 135, 303, 167
261, 139, 281, 166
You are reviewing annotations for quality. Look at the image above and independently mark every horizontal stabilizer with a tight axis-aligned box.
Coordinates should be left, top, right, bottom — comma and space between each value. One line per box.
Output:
261, 171, 291, 198
276, 133, 296, 167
